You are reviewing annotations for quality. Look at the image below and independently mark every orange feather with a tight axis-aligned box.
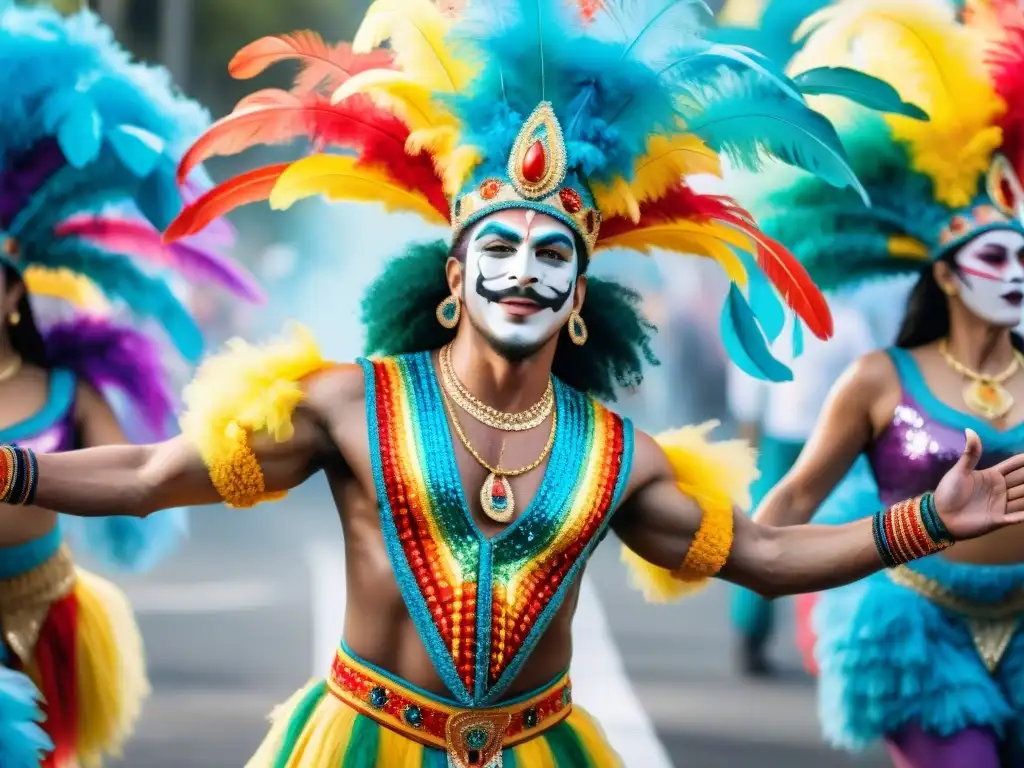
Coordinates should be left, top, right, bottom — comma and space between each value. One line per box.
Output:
229, 32, 393, 94
164, 164, 290, 243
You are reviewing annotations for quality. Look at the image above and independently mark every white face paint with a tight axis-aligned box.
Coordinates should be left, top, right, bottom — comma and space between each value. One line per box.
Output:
462, 210, 578, 358
954, 228, 1024, 327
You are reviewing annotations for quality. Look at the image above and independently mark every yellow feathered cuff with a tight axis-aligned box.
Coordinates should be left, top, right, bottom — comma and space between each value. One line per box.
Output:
179, 323, 328, 508
621, 421, 759, 602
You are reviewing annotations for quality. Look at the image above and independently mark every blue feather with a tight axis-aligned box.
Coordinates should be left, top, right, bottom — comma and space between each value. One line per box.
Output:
136, 159, 185, 231
688, 83, 869, 203
61, 508, 189, 574
793, 67, 929, 120
792, 315, 805, 358
659, 43, 803, 103
735, 247, 785, 342
58, 99, 103, 169
721, 283, 793, 382
0, 667, 52, 768
107, 124, 166, 177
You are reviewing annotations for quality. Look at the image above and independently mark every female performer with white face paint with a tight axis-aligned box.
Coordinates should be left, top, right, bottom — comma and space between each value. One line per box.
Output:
739, 2, 1024, 766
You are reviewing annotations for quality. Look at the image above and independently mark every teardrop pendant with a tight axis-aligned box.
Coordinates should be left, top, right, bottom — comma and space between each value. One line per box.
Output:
963, 379, 1014, 421
480, 472, 515, 524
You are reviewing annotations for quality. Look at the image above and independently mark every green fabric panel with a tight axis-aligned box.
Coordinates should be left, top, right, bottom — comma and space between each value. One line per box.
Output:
271, 682, 328, 768
543, 721, 594, 767
341, 715, 382, 767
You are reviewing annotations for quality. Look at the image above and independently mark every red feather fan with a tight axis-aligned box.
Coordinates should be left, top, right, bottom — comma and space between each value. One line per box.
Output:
986, 3, 1024, 174
229, 32, 394, 95
600, 184, 833, 339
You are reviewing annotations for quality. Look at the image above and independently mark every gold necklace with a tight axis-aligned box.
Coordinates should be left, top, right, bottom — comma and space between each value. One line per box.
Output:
439, 344, 553, 431
938, 339, 1024, 420
0, 355, 22, 383
440, 387, 556, 524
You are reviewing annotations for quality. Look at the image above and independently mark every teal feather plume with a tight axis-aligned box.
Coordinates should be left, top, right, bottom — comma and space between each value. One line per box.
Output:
794, 67, 928, 120
721, 283, 793, 382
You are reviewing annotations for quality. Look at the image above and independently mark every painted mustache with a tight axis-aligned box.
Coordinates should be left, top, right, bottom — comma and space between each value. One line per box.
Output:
475, 273, 573, 312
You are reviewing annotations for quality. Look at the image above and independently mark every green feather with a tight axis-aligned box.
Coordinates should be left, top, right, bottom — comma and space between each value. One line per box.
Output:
543, 722, 595, 767
341, 715, 381, 767
271, 682, 327, 768
794, 67, 929, 120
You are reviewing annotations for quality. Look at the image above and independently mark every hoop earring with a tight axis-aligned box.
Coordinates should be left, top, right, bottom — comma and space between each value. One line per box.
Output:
436, 294, 461, 329
7, 311, 19, 327
942, 284, 958, 298
568, 310, 588, 346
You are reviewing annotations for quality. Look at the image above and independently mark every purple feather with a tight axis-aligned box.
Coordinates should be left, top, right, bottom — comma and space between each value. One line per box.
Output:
42, 315, 175, 438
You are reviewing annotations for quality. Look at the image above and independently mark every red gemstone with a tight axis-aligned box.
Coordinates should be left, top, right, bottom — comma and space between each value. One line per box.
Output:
1001, 178, 1015, 209
559, 187, 582, 213
480, 179, 501, 200
491, 478, 506, 498
949, 215, 968, 234
585, 210, 596, 233
522, 140, 547, 183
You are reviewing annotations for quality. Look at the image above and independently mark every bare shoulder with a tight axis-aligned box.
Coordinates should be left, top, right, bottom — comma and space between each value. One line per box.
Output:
834, 348, 899, 401
302, 362, 366, 411
72, 376, 107, 419
623, 428, 674, 497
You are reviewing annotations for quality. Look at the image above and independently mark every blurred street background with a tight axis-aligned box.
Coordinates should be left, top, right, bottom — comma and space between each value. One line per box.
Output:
46, 0, 901, 765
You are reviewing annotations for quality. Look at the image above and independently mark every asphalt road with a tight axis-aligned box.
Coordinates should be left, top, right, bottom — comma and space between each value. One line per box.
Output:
100, 479, 888, 768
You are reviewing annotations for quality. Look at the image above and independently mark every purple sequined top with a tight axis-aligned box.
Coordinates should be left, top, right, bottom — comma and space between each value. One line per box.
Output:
867, 349, 1024, 506
0, 369, 76, 455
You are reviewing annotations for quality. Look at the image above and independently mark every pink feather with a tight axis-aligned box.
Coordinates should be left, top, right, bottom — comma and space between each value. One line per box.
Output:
55, 216, 265, 303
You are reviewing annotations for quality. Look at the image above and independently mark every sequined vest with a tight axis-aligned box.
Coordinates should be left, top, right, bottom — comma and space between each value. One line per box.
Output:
867, 348, 1024, 505
358, 352, 634, 707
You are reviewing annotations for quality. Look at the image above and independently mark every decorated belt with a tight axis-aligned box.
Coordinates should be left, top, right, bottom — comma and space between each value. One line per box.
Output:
327, 647, 572, 768
890, 565, 1024, 672
0, 543, 76, 664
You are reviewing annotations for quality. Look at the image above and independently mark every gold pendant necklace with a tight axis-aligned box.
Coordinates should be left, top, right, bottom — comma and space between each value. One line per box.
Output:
439, 344, 553, 431
938, 339, 1024, 421
439, 388, 556, 524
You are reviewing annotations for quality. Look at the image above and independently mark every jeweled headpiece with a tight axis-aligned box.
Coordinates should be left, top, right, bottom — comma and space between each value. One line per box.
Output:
740, 0, 1024, 291
166, 0, 924, 380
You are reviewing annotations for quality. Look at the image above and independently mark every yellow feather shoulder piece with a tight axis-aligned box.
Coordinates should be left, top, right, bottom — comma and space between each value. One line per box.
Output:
792, 0, 1004, 208
596, 220, 750, 285
22, 266, 109, 312
353, 0, 474, 93
179, 323, 328, 508
269, 153, 450, 225
621, 421, 758, 602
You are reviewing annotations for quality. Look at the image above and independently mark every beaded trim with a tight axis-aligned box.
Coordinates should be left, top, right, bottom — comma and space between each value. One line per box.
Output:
0, 445, 38, 506
0, 543, 76, 663
359, 352, 633, 706
873, 492, 954, 567
326, 647, 572, 751
204, 424, 286, 509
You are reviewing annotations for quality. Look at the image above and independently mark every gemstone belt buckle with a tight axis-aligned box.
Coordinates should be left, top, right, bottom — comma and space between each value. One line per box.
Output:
445, 710, 512, 768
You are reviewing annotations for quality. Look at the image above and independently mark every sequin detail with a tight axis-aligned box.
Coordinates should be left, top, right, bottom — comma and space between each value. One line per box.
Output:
360, 353, 633, 705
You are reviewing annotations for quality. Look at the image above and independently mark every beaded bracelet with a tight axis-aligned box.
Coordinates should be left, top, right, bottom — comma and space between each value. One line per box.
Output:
872, 492, 954, 567
0, 445, 38, 506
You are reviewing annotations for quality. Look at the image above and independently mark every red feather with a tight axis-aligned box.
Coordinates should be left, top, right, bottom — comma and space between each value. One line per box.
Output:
164, 164, 291, 242
600, 185, 833, 339
986, 6, 1024, 173
229, 32, 394, 94
577, 0, 604, 22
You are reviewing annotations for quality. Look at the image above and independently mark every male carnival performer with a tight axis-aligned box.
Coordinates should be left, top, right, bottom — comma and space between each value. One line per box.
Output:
739, 0, 1024, 764
5, 1, 1024, 766
0, 3, 259, 766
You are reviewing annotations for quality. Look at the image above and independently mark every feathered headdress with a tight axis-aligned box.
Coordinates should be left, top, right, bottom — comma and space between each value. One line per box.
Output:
710, 0, 832, 65
741, 0, 1023, 292
0, 4, 263, 363
166, 0, 920, 381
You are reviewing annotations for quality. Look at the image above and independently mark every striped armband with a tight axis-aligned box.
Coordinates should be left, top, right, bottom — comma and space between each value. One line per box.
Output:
0, 444, 38, 506
872, 492, 954, 567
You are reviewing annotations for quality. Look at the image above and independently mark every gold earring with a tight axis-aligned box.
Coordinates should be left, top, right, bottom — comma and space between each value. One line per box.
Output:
943, 285, 958, 297
436, 294, 461, 329
568, 310, 588, 346
7, 311, 19, 327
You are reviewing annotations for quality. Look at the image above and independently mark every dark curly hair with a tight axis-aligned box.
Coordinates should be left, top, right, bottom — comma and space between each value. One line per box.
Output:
360, 238, 659, 401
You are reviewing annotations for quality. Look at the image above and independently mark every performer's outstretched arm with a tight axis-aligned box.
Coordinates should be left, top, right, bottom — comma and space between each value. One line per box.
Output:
615, 430, 1024, 598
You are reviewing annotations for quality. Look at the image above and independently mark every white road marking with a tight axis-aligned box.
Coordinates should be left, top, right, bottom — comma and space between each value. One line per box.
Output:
123, 580, 283, 613
306, 544, 671, 767
571, 578, 675, 768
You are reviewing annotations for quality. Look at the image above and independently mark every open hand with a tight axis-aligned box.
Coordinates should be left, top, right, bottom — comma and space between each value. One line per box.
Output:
934, 429, 1024, 541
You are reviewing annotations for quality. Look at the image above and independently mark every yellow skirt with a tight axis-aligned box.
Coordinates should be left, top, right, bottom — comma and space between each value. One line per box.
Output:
0, 533, 149, 768
248, 646, 621, 768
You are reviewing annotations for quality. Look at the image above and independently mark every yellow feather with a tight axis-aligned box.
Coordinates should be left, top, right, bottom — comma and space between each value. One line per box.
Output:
592, 135, 721, 220
717, 0, 769, 26
352, 0, 473, 93
331, 70, 453, 131
22, 266, 109, 312
791, 0, 1005, 208
440, 145, 483, 197
268, 154, 449, 224
597, 220, 751, 284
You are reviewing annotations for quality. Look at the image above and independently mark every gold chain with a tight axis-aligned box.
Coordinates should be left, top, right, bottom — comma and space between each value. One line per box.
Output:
938, 339, 1023, 384
439, 344, 553, 431
0, 355, 22, 383
440, 387, 556, 477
